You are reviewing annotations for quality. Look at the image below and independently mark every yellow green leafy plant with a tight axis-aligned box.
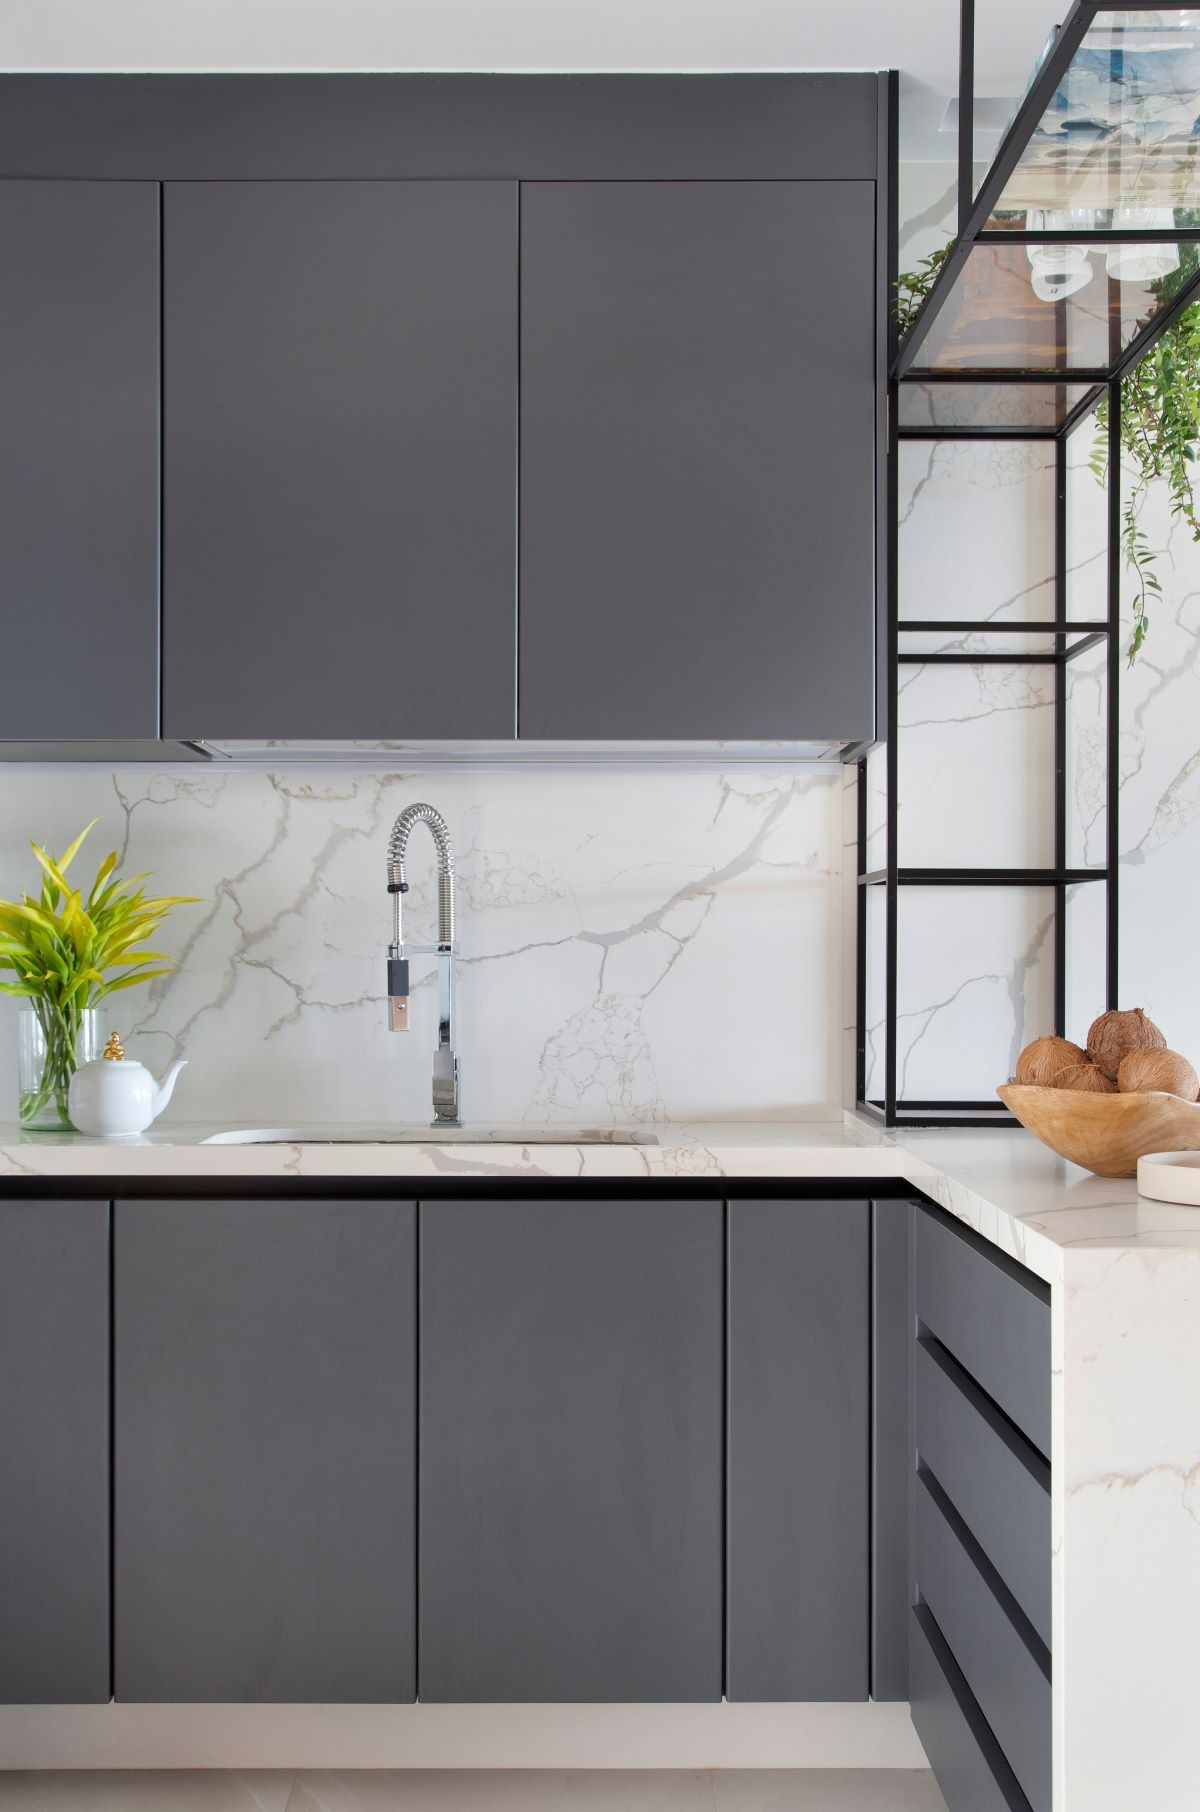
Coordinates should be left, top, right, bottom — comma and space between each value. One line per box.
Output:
0, 821, 199, 1128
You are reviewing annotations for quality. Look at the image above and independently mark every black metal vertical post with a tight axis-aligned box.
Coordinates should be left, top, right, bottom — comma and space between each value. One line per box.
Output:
879, 70, 900, 1123
856, 756, 868, 1110
1105, 380, 1121, 1007
1109, 384, 1131, 1014
884, 548, 899, 1124
958, 0, 976, 237
1053, 434, 1068, 1036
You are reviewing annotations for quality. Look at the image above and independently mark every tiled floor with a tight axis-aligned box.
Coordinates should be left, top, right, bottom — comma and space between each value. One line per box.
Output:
0, 1772, 948, 1811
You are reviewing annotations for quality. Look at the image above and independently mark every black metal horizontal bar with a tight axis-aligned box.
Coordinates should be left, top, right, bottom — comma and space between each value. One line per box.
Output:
1060, 383, 1106, 437
901, 368, 1109, 383
858, 1098, 1018, 1128
1063, 630, 1107, 661
898, 650, 1060, 664
896, 867, 1109, 885
899, 620, 1109, 633
979, 228, 1200, 244
892, 1113, 1019, 1129
899, 427, 1056, 441
898, 427, 1059, 441
896, 1099, 1011, 1111
860, 867, 1110, 885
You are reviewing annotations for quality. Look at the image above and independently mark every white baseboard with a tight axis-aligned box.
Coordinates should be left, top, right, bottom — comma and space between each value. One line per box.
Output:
0, 1701, 927, 1771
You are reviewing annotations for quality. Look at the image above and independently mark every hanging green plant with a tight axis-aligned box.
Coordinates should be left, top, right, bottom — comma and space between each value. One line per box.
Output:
1093, 244, 1200, 665
895, 239, 1200, 664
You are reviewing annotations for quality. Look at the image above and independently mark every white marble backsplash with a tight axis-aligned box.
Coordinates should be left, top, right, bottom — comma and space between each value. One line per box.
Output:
0, 766, 844, 1127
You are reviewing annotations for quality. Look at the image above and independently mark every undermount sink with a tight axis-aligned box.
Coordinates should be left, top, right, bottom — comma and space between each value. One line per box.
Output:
202, 1125, 660, 1146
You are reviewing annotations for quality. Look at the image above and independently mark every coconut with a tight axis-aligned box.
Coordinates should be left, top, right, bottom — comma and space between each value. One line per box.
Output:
1014, 1034, 1089, 1087
1117, 1046, 1200, 1101
1055, 1062, 1117, 1094
1086, 1008, 1167, 1081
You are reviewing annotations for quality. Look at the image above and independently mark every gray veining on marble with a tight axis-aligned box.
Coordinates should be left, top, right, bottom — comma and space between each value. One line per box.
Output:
0, 768, 843, 1127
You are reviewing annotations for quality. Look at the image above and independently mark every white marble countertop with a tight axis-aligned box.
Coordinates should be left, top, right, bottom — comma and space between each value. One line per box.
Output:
3, 1115, 1198, 1286
4, 1111, 1199, 1807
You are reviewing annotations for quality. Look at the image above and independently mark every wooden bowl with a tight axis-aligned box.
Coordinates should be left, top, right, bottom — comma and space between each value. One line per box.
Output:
997, 1083, 1200, 1178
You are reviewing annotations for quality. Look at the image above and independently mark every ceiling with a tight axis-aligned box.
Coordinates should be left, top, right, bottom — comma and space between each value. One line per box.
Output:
0, 0, 1066, 159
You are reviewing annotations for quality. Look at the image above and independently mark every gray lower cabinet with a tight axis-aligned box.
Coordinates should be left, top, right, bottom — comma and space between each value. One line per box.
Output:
518, 179, 877, 742
419, 1198, 724, 1701
911, 1205, 1051, 1812
160, 180, 518, 741
726, 1198, 870, 1701
0, 1200, 110, 1704
0, 181, 159, 741
114, 1198, 416, 1703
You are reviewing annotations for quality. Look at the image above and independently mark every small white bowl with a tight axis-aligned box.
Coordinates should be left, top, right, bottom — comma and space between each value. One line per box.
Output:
1137, 1150, 1200, 1205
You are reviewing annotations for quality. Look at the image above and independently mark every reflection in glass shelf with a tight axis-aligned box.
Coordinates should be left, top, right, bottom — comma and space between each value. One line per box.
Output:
907, 236, 1200, 373
992, 9, 1200, 220
898, 378, 1095, 431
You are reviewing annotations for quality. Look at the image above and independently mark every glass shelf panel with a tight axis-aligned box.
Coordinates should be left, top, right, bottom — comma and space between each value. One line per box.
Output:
908, 235, 1200, 373
898, 378, 1094, 430
990, 8, 1200, 220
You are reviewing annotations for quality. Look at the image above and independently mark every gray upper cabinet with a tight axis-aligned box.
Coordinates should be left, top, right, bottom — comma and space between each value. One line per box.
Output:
160, 180, 517, 741
0, 1200, 110, 1704
726, 1198, 870, 1701
518, 180, 877, 742
114, 1198, 417, 1703
0, 181, 158, 741
419, 1198, 724, 1702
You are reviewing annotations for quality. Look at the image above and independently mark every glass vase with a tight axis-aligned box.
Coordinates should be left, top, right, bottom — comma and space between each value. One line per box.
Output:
18, 1005, 101, 1131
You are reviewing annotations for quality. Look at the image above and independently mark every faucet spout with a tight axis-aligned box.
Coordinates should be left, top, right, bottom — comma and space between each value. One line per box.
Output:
385, 802, 461, 1128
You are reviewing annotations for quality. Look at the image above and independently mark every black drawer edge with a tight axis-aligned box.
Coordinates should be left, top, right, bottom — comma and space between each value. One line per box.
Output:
912, 1601, 1035, 1812
919, 1333, 1051, 1495
915, 1198, 1050, 1307
918, 1465, 1051, 1683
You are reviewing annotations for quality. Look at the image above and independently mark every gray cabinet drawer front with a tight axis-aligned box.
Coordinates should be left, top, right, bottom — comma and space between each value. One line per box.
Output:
115, 1199, 417, 1703
0, 181, 159, 739
420, 1199, 724, 1703
915, 1476, 1050, 1812
915, 1336, 1051, 1648
162, 179, 517, 741
727, 1199, 870, 1702
915, 1207, 1050, 1456
910, 1604, 1032, 1812
0, 1200, 110, 1704
519, 179, 877, 742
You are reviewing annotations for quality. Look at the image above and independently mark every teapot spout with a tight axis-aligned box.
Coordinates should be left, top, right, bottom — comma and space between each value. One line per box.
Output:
152, 1059, 188, 1118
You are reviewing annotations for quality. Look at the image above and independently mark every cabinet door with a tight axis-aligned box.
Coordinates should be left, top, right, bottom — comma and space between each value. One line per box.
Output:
420, 1198, 723, 1701
114, 1199, 416, 1702
0, 1199, 110, 1703
161, 181, 517, 740
727, 1198, 870, 1700
0, 181, 159, 740
519, 180, 877, 741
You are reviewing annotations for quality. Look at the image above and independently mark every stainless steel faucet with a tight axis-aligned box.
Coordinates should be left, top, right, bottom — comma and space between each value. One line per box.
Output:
386, 802, 461, 1127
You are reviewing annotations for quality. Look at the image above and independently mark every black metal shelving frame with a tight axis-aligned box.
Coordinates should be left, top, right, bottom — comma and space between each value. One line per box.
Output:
854, 0, 1200, 1126
854, 392, 1120, 1128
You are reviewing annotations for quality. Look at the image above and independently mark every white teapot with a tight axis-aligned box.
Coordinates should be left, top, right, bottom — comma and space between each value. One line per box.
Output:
68, 1032, 187, 1138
